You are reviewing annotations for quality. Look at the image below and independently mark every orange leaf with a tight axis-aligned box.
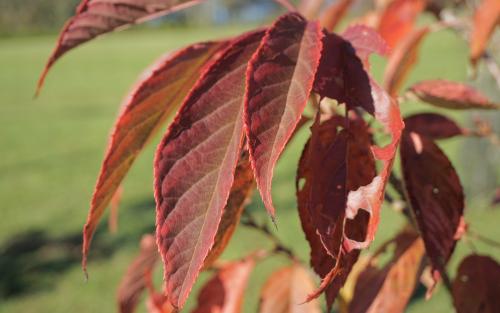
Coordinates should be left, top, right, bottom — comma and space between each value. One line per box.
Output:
108, 185, 123, 234
377, 0, 426, 50
82, 41, 226, 272
470, 0, 500, 67
258, 263, 321, 313
191, 256, 256, 313
383, 27, 429, 96
349, 229, 425, 313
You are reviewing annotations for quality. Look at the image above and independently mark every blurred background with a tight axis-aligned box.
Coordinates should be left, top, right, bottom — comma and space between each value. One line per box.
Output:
0, 0, 499, 312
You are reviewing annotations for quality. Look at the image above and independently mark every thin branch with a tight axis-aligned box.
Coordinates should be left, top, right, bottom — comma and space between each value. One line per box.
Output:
241, 210, 296, 260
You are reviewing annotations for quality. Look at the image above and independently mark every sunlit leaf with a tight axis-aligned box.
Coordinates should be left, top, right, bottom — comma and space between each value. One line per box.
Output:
470, 0, 500, 66
82, 41, 226, 270
37, 0, 204, 92
377, 0, 426, 50
191, 255, 256, 313
154, 30, 265, 309
258, 263, 321, 313
349, 229, 425, 313
383, 27, 429, 96
245, 13, 323, 219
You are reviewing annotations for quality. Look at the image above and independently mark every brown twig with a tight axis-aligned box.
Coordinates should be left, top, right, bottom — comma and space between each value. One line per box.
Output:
241, 210, 296, 260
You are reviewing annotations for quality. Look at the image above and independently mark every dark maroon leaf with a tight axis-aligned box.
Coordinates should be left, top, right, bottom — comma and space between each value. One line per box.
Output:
296, 114, 376, 307
154, 29, 265, 309
453, 254, 500, 313
400, 131, 464, 278
245, 12, 323, 219
404, 113, 465, 140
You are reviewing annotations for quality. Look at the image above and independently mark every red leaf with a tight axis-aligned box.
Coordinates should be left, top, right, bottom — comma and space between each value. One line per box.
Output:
154, 30, 265, 309
191, 256, 256, 313
245, 13, 323, 219
493, 188, 500, 206
349, 229, 425, 313
37, 0, 203, 92
82, 41, 226, 271
404, 113, 464, 140
319, 0, 355, 32
383, 27, 430, 96
117, 234, 160, 313
377, 0, 426, 50
341, 24, 389, 69
202, 150, 255, 268
470, 0, 500, 66
453, 254, 500, 313
400, 131, 464, 278
409, 79, 500, 110
258, 263, 322, 313
108, 185, 123, 234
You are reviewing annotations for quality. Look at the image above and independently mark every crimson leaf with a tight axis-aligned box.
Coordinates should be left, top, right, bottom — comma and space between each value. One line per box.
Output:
37, 0, 203, 92
154, 29, 264, 309
245, 12, 323, 220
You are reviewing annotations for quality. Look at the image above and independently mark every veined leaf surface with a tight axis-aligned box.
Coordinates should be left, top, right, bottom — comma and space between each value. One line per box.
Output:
82, 41, 226, 270
154, 30, 265, 309
245, 13, 323, 219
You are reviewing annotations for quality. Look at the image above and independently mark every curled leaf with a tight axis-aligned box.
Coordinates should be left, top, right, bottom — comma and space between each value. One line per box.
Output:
452, 254, 500, 313
409, 79, 500, 110
400, 131, 464, 278
349, 229, 425, 313
154, 30, 265, 309
245, 13, 323, 219
82, 41, 226, 271
296, 114, 375, 308
37, 0, 204, 92
377, 0, 427, 50
191, 256, 256, 313
404, 113, 465, 140
470, 0, 500, 66
258, 263, 321, 313
383, 27, 430, 96
117, 234, 160, 313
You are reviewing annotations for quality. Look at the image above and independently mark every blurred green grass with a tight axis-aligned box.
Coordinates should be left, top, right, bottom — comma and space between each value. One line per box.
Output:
0, 24, 499, 313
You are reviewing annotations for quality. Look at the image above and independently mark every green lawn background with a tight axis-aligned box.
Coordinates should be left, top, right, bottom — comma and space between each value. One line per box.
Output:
0, 23, 499, 313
